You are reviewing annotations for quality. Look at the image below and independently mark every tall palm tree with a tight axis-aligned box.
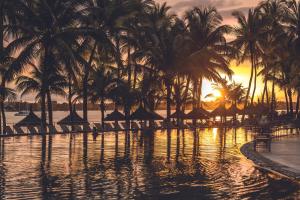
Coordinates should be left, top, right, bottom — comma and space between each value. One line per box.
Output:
6, 0, 86, 129
184, 7, 234, 108
231, 9, 265, 114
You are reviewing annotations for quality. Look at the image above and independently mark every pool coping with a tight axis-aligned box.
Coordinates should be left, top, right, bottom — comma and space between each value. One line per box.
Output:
240, 141, 300, 182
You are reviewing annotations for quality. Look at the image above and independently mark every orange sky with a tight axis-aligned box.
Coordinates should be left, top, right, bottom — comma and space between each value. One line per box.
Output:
155, 0, 283, 101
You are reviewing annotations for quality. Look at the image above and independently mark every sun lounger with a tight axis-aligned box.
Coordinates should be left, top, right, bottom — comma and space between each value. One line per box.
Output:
104, 123, 114, 132
113, 122, 122, 131
94, 123, 104, 132
60, 125, 70, 133
131, 122, 140, 130
5, 126, 14, 135
83, 124, 92, 132
178, 121, 189, 129
73, 125, 83, 132
14, 126, 25, 135
154, 121, 161, 129
48, 125, 59, 134
27, 126, 38, 134
120, 122, 130, 130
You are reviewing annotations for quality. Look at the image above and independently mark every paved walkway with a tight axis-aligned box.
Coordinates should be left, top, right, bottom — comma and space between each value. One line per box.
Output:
260, 135, 300, 174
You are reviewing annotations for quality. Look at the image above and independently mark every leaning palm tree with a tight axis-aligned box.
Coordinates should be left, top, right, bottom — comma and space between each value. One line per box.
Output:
231, 9, 265, 118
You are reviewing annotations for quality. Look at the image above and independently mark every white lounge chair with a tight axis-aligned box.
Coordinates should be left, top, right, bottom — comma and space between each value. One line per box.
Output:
5, 126, 14, 135
83, 124, 92, 132
73, 125, 83, 132
48, 125, 59, 134
94, 123, 104, 132
60, 125, 70, 133
113, 122, 122, 131
14, 126, 25, 135
104, 123, 114, 131
27, 126, 38, 134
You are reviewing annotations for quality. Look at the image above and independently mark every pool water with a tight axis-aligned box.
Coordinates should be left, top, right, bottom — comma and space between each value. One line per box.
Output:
0, 128, 299, 199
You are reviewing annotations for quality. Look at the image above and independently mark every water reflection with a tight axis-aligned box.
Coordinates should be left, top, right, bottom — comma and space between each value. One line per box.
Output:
0, 128, 299, 199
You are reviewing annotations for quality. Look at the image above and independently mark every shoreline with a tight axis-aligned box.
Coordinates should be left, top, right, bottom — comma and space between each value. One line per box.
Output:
240, 140, 300, 182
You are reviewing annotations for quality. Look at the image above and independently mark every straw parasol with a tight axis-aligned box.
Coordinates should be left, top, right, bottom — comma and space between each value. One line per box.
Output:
210, 104, 227, 117
226, 105, 242, 116
15, 107, 43, 127
130, 106, 164, 120
186, 108, 209, 120
57, 107, 88, 125
170, 110, 188, 119
104, 109, 125, 121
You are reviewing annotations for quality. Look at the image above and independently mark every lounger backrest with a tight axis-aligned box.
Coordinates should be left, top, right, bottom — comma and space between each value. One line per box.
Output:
47, 125, 57, 134
27, 126, 38, 134
14, 126, 25, 134
104, 123, 114, 131
60, 125, 70, 133
120, 122, 129, 130
5, 126, 14, 135
74, 125, 83, 132
94, 123, 103, 131
113, 122, 122, 131
83, 124, 92, 132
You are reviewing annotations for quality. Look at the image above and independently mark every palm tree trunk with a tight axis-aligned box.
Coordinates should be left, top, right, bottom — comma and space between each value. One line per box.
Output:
41, 91, 47, 134
100, 98, 105, 129
251, 60, 257, 105
0, 3, 4, 134
166, 79, 171, 123
0, 101, 5, 134
0, 79, 6, 134
193, 79, 198, 109
83, 43, 97, 121
270, 78, 275, 112
182, 76, 191, 108
127, 46, 131, 88
68, 76, 72, 114
262, 80, 267, 104
284, 88, 289, 114
243, 47, 254, 120
296, 91, 300, 115
198, 77, 203, 108
115, 35, 123, 79
47, 91, 53, 125
287, 88, 293, 115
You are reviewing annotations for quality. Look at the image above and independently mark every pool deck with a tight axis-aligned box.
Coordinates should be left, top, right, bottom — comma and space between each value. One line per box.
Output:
241, 135, 300, 181
261, 136, 300, 174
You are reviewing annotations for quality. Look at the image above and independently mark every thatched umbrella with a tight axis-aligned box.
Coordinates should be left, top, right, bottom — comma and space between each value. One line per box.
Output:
57, 109, 88, 125
211, 104, 226, 117
226, 105, 242, 116
104, 109, 125, 121
170, 110, 188, 119
186, 108, 209, 120
130, 106, 164, 120
15, 108, 43, 127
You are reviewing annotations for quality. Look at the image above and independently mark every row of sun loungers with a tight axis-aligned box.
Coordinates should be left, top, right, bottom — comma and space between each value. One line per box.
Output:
0, 120, 246, 136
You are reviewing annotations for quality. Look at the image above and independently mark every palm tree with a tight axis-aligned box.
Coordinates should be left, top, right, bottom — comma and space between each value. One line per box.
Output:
7, 0, 86, 129
184, 7, 234, 108
16, 65, 66, 126
231, 9, 265, 115
88, 66, 115, 127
